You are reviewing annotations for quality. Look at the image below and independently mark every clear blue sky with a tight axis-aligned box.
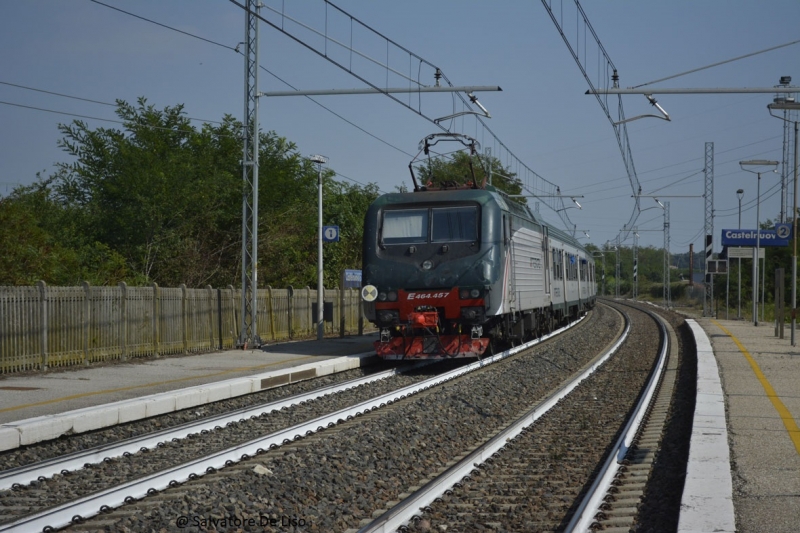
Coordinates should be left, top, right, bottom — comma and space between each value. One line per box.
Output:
1, 0, 798, 253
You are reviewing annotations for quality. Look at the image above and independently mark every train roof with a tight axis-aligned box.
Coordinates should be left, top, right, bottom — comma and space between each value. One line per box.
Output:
542, 222, 586, 251
490, 188, 587, 253
369, 185, 589, 255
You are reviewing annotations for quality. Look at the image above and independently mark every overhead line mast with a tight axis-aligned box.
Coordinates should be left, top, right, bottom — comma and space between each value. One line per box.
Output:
238, 0, 261, 348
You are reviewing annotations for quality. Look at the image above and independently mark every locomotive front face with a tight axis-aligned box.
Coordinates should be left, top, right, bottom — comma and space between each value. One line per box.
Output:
362, 191, 502, 359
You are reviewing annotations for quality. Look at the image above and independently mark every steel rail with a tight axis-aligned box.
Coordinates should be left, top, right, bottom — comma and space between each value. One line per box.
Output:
1, 317, 586, 532
359, 307, 629, 533
0, 363, 425, 491
565, 303, 670, 532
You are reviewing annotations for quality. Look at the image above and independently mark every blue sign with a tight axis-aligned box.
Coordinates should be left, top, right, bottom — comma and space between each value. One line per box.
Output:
721, 228, 789, 247
775, 223, 792, 240
323, 225, 340, 242
343, 269, 362, 289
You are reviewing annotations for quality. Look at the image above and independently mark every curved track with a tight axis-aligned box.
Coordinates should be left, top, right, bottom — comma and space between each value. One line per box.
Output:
0, 311, 601, 532
367, 300, 677, 532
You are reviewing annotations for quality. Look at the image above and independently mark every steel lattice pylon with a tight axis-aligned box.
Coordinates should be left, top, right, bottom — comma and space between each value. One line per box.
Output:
239, 0, 262, 348
704, 142, 714, 316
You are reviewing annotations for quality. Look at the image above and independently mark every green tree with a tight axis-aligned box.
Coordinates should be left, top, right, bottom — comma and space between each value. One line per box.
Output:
0, 98, 384, 289
414, 152, 523, 196
0, 183, 128, 285
54, 99, 244, 286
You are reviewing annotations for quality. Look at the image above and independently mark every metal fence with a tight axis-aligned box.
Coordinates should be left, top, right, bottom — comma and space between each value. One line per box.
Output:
0, 282, 368, 374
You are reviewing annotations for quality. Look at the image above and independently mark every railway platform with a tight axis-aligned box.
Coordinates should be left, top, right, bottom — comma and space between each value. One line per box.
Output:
0, 333, 378, 452
682, 314, 800, 533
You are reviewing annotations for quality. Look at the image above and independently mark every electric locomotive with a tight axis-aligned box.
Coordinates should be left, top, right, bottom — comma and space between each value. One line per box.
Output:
361, 134, 596, 359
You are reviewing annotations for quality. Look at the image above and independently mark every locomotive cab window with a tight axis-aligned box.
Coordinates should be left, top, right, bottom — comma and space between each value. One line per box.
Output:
382, 209, 429, 244
432, 206, 478, 242
381, 205, 479, 245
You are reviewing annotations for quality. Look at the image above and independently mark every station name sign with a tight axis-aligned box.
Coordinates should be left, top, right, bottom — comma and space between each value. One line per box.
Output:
721, 224, 791, 247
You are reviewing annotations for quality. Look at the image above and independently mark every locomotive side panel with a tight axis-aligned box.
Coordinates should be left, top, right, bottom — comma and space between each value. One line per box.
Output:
510, 225, 548, 312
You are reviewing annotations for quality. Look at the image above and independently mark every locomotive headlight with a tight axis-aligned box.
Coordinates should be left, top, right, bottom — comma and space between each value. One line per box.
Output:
378, 292, 387, 301
422, 260, 433, 270
388, 291, 398, 302
460, 288, 483, 300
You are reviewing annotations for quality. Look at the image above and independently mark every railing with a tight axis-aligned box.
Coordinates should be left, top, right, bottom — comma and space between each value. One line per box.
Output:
0, 282, 369, 374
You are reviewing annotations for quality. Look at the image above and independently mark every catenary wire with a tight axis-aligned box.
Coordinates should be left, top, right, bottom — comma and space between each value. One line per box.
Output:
86, 0, 414, 160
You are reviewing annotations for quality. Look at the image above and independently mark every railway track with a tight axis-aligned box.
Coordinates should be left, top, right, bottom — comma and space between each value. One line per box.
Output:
0, 308, 605, 532
367, 300, 690, 533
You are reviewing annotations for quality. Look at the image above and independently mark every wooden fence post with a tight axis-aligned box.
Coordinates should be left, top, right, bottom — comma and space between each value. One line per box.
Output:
180, 284, 188, 354
306, 286, 312, 336
82, 281, 90, 365
207, 285, 214, 350
267, 285, 275, 341
152, 282, 160, 357
217, 288, 223, 350
339, 277, 345, 338
118, 281, 128, 360
37, 280, 48, 370
228, 285, 236, 347
287, 286, 294, 339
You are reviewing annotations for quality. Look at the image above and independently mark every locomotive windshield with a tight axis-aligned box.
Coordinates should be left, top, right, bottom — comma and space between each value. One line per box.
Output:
381, 205, 478, 244
382, 209, 428, 244
431, 206, 478, 242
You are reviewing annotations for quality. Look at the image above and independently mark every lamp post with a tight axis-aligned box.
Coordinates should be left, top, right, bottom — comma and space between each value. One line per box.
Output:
740, 160, 779, 326
768, 98, 800, 344
310, 154, 328, 340
737, 188, 744, 319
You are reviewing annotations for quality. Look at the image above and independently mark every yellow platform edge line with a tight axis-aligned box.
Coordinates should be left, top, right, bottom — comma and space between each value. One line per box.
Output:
712, 319, 800, 455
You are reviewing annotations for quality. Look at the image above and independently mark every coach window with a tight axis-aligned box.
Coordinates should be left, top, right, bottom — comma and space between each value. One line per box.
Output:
382, 209, 428, 244
432, 206, 478, 242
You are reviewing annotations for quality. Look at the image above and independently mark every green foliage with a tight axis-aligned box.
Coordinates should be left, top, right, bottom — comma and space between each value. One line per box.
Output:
414, 151, 522, 196
0, 184, 130, 285
3, 98, 380, 289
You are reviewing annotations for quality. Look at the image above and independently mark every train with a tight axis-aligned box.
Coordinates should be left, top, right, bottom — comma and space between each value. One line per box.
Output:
360, 134, 596, 359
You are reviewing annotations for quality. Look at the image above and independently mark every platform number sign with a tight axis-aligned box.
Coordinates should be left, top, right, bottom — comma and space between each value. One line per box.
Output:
323, 225, 340, 242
